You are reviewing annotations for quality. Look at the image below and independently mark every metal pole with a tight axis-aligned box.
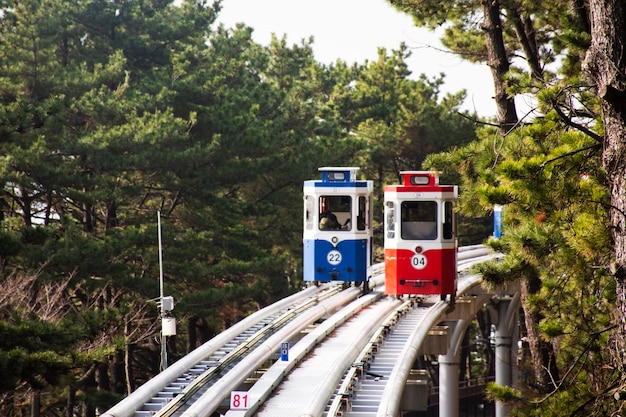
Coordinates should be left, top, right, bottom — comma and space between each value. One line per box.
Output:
440, 320, 466, 417
495, 298, 515, 417
439, 356, 460, 417
158, 211, 167, 371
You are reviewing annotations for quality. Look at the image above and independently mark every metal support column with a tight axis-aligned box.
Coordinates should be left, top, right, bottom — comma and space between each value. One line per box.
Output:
493, 293, 520, 417
439, 354, 460, 417
439, 320, 469, 417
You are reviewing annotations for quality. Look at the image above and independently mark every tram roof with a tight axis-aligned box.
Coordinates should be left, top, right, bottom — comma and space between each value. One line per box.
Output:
384, 171, 457, 195
303, 167, 372, 188
318, 166, 360, 172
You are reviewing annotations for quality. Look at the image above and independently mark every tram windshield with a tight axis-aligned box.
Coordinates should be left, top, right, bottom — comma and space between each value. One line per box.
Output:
401, 201, 437, 240
319, 196, 351, 231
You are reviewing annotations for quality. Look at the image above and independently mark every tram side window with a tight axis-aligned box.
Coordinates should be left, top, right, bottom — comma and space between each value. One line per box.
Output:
304, 195, 314, 230
401, 201, 437, 240
443, 201, 455, 239
385, 201, 395, 238
319, 196, 351, 231
357, 196, 368, 230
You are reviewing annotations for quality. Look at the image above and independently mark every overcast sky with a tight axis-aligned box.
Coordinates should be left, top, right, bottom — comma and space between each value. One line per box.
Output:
214, 0, 498, 117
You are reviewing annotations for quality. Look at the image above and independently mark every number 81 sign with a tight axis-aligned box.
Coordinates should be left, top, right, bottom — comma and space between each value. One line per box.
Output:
230, 391, 249, 410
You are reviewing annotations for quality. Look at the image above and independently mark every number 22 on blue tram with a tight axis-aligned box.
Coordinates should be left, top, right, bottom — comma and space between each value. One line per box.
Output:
303, 167, 374, 292
383, 171, 458, 299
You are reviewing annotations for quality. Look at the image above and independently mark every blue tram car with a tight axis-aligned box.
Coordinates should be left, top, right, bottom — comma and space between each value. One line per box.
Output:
303, 167, 374, 291
384, 171, 458, 299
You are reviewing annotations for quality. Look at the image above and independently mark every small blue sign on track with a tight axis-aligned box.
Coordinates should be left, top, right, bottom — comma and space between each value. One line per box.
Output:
280, 342, 289, 361
493, 204, 503, 238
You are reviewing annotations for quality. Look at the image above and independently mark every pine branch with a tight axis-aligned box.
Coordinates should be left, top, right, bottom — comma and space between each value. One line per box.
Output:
551, 100, 603, 142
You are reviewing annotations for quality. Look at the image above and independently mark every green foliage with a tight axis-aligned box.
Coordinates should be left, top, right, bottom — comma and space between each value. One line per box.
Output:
0, 349, 73, 390
352, 45, 477, 179
0, 0, 489, 414
449, 119, 614, 402
410, 0, 622, 412
0, 316, 84, 391
344, 44, 478, 229
0, 229, 22, 257
486, 381, 523, 403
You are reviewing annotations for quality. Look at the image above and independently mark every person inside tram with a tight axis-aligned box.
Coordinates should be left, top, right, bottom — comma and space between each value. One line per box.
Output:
319, 211, 341, 230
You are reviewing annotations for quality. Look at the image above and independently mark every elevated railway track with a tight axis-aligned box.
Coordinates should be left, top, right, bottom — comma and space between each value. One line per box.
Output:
102, 245, 504, 417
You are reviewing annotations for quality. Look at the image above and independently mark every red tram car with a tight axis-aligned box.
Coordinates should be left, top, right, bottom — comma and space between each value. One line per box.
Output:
383, 171, 458, 298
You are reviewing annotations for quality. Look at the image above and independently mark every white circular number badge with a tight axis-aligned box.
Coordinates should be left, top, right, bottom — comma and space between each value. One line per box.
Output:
327, 250, 342, 266
411, 253, 427, 270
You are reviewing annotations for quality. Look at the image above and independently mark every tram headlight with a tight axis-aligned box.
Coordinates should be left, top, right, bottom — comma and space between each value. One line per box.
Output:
415, 246, 423, 253
332, 236, 338, 244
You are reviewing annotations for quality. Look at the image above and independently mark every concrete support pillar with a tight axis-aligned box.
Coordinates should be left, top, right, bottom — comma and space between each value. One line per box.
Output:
495, 334, 512, 417
493, 295, 520, 417
439, 320, 468, 417
439, 353, 460, 417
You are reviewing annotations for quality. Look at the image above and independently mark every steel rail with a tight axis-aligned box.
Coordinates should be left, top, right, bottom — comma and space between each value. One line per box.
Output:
103, 245, 495, 417
325, 299, 414, 416
101, 283, 337, 417
150, 283, 347, 417
225, 246, 496, 416
177, 279, 387, 417
376, 272, 489, 417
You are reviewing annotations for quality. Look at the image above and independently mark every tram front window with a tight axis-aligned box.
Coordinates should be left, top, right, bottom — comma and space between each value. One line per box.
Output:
401, 201, 437, 240
319, 196, 351, 231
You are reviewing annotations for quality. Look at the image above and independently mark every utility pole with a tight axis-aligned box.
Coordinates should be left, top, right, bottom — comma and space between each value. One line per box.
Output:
157, 211, 176, 371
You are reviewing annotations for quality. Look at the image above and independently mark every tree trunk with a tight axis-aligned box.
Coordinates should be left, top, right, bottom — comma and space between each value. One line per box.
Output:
520, 274, 560, 391
460, 329, 471, 381
476, 308, 495, 378
570, 0, 591, 34
83, 200, 94, 233
583, 0, 626, 383
67, 386, 75, 417
76, 364, 97, 417
111, 349, 126, 394
187, 316, 198, 353
505, 6, 543, 81
19, 189, 33, 228
125, 319, 135, 394
198, 317, 212, 344
30, 390, 40, 417
480, 0, 519, 133
97, 361, 110, 391
106, 199, 119, 232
